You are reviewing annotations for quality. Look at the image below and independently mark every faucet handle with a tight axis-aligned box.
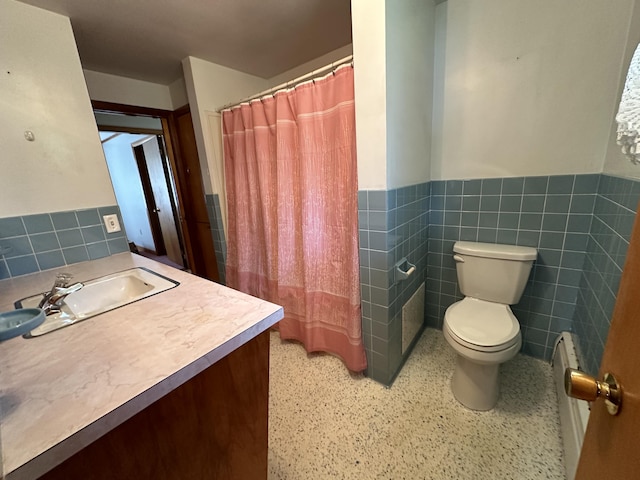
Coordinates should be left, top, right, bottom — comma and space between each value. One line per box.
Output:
54, 273, 73, 288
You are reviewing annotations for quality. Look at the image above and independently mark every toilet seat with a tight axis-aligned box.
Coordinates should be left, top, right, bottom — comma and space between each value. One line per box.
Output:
444, 298, 520, 352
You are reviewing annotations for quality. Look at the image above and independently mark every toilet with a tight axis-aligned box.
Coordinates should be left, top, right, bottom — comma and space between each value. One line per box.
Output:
443, 241, 537, 411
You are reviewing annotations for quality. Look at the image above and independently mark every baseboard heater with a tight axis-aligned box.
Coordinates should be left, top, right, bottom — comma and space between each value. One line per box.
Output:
552, 332, 590, 480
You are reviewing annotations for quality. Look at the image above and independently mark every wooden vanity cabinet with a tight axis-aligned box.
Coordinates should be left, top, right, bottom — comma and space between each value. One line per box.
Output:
39, 331, 270, 480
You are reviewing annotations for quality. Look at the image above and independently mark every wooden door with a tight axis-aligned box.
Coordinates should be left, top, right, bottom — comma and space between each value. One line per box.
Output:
132, 142, 165, 256
168, 107, 220, 282
138, 137, 183, 267
92, 101, 204, 275
575, 203, 640, 478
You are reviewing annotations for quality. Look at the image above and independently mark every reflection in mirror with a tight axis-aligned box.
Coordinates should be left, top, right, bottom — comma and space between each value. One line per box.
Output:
616, 43, 640, 164
95, 111, 186, 270
93, 106, 223, 284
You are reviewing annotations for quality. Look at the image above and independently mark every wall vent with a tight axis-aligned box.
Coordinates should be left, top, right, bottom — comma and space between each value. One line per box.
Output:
402, 282, 425, 354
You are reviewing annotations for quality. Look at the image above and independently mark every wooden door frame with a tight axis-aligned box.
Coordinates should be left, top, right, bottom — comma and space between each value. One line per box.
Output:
93, 101, 196, 272
167, 106, 220, 282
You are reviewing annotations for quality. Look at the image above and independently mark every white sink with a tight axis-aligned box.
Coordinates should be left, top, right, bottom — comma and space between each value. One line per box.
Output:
16, 267, 179, 337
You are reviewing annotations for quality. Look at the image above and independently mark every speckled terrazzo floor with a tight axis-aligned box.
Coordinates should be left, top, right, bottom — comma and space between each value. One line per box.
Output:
268, 328, 565, 479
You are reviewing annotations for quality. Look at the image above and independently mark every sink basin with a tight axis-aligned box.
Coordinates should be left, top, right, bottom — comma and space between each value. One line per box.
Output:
15, 267, 179, 337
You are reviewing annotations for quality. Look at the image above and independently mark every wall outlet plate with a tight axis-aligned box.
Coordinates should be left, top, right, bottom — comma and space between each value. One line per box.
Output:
103, 214, 121, 233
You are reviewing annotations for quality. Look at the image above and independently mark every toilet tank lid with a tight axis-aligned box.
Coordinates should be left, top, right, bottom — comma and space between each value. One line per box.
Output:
453, 241, 537, 261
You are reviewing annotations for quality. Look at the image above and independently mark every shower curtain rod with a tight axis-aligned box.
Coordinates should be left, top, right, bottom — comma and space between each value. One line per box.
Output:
216, 54, 353, 112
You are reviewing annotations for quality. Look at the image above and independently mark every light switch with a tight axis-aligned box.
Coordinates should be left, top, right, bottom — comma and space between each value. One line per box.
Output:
103, 214, 121, 233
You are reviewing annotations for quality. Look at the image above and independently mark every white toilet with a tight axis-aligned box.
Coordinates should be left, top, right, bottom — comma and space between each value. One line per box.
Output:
443, 241, 537, 411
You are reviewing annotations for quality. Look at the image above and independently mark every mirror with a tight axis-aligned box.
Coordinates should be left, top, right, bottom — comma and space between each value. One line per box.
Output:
616, 43, 640, 165
2, 3, 227, 282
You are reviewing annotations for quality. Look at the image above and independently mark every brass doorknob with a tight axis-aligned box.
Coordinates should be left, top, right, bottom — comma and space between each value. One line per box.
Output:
564, 368, 621, 415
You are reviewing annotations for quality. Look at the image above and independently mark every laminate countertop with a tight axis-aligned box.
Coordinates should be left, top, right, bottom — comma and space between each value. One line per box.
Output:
0, 253, 283, 480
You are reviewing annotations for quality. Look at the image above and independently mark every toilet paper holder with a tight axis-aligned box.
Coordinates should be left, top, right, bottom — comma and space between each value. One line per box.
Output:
394, 257, 416, 283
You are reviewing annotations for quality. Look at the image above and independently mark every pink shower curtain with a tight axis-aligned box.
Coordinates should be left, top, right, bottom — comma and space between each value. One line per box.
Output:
222, 66, 366, 372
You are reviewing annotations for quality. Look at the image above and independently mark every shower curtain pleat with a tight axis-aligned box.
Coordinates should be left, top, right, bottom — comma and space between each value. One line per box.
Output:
222, 66, 366, 372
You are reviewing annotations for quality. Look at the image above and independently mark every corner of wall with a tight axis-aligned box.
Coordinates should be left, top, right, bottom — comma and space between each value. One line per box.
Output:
352, 0, 388, 190
180, 57, 214, 197
385, 0, 435, 189
430, 1, 448, 182
169, 76, 189, 109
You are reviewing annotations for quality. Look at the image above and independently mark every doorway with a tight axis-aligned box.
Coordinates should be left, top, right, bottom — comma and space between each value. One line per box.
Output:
132, 135, 184, 267
100, 127, 185, 269
93, 101, 220, 283
100, 124, 187, 269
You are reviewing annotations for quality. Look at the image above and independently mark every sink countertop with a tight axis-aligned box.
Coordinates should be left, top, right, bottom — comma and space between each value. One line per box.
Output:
0, 253, 283, 480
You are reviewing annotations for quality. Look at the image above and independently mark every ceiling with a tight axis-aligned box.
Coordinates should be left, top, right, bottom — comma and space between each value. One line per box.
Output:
17, 0, 353, 85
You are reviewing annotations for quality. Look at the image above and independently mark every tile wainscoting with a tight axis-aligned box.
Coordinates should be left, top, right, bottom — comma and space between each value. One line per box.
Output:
5, 173, 633, 381
426, 174, 600, 361
360, 173, 640, 385
205, 194, 227, 285
358, 184, 429, 385
0, 206, 128, 279
573, 175, 640, 375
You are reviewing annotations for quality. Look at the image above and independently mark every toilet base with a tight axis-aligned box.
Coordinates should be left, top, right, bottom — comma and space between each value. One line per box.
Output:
451, 355, 500, 411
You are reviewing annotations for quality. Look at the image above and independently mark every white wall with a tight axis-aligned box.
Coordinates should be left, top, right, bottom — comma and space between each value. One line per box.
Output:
431, 0, 634, 181
0, 0, 115, 218
267, 44, 353, 87
603, 0, 640, 179
182, 56, 268, 196
102, 134, 155, 249
352, 0, 435, 190
431, 2, 447, 179
385, 0, 435, 189
169, 77, 189, 109
83, 70, 187, 111
352, 0, 388, 190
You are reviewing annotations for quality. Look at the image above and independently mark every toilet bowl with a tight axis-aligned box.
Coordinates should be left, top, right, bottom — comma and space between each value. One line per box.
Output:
443, 241, 536, 411
444, 298, 522, 410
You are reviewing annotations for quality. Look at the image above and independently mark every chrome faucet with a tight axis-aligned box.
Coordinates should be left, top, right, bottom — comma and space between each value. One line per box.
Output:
38, 273, 84, 316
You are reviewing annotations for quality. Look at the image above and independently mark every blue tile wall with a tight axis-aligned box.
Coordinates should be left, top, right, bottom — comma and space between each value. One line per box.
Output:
206, 194, 227, 285
196, 173, 638, 383
426, 174, 599, 360
0, 206, 128, 279
358, 183, 429, 385
573, 175, 640, 375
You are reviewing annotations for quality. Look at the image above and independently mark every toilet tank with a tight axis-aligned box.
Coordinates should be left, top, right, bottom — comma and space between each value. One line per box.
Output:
453, 241, 537, 304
